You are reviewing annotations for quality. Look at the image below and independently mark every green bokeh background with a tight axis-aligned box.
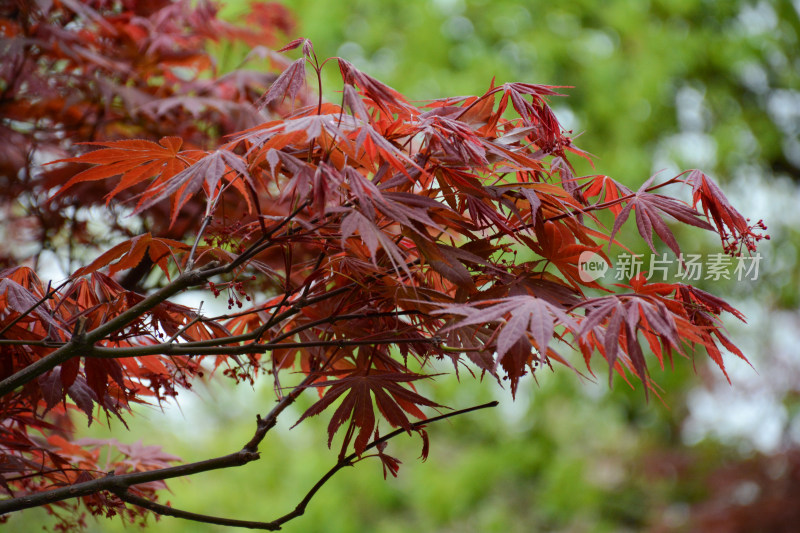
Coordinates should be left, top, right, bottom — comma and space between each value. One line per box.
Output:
10, 0, 799, 531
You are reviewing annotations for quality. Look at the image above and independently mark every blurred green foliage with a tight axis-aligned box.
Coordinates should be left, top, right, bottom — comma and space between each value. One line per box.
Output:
11, 0, 799, 531
250, 0, 799, 184
12, 369, 701, 533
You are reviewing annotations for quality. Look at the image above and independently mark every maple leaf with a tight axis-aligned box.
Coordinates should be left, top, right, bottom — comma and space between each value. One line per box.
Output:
583, 175, 629, 216
0, 277, 62, 331
408, 235, 475, 290
339, 207, 414, 279
133, 149, 251, 225
520, 221, 607, 290
72, 233, 189, 278
39, 369, 65, 413
51, 137, 189, 204
609, 175, 715, 256
578, 295, 656, 392
296, 368, 441, 456
684, 169, 767, 253
486, 82, 566, 149
258, 57, 306, 109
66, 377, 99, 421
352, 122, 418, 174
277, 38, 311, 54
338, 59, 417, 118
342, 84, 370, 122
370, 427, 425, 480
415, 113, 489, 167
436, 295, 578, 372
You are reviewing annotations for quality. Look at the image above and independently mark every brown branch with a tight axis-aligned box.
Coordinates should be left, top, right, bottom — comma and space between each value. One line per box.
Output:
267, 310, 421, 346
202, 279, 356, 323
0, 449, 258, 514
189, 308, 420, 351
484, 176, 689, 243
0, 367, 496, 531
157, 283, 358, 351
112, 401, 500, 531
87, 336, 438, 359
538, 176, 685, 226
0, 202, 322, 396
0, 266, 211, 397
0, 374, 313, 516
114, 491, 280, 531
269, 400, 499, 529
0, 339, 64, 347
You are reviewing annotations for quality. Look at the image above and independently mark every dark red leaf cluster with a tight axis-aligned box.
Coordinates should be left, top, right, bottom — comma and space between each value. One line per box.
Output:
0, 0, 296, 269
0, 6, 764, 529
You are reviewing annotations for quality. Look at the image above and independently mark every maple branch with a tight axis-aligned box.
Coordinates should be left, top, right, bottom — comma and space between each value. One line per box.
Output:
0, 263, 222, 397
6, 399, 499, 530
0, 339, 63, 346
201, 279, 352, 322
88, 337, 438, 359
0, 207, 325, 395
191, 308, 420, 350
0, 374, 314, 517
313, 62, 323, 116
541, 176, 688, 225
265, 199, 312, 239
113, 491, 281, 531
267, 310, 422, 346
268, 400, 500, 529
482, 191, 632, 243
0, 449, 259, 515
543, 195, 632, 224
486, 176, 690, 243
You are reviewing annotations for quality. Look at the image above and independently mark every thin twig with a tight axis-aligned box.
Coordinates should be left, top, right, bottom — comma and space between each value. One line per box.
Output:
255, 291, 293, 343
268, 311, 421, 347
269, 401, 499, 528
186, 215, 213, 270
246, 180, 268, 235
115, 491, 280, 531
166, 303, 203, 344
0, 279, 69, 338
111, 401, 499, 531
